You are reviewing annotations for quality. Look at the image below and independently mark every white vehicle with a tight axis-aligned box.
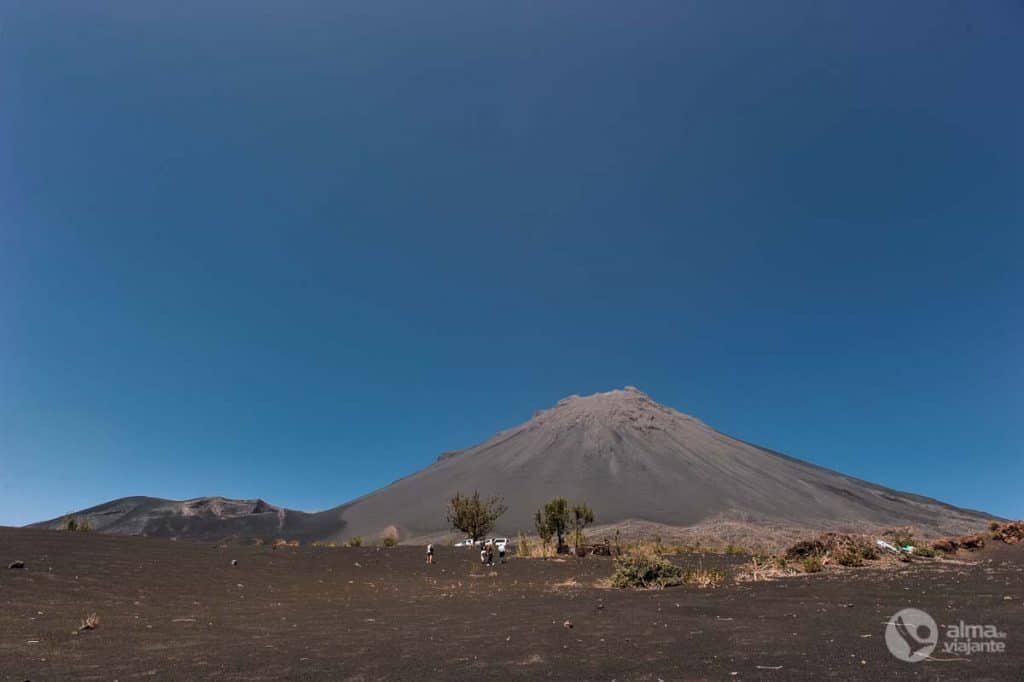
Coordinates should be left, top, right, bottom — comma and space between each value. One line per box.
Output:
454, 538, 484, 548
490, 537, 509, 552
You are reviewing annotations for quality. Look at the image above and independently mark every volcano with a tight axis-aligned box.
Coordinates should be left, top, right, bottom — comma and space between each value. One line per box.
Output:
31, 388, 996, 542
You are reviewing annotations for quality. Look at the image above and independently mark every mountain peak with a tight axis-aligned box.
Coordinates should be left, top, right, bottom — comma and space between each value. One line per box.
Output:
535, 386, 701, 433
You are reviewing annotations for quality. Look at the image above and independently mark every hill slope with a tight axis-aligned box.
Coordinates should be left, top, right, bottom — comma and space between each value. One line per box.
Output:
32, 388, 997, 542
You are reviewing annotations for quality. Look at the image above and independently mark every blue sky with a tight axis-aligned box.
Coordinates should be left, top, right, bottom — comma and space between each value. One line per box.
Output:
2, 2, 1021, 526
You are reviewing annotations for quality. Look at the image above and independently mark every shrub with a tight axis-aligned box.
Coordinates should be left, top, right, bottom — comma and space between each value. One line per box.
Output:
784, 533, 878, 568
382, 535, 398, 548
884, 528, 916, 548
802, 557, 823, 573
611, 553, 684, 589
61, 517, 92, 532
860, 544, 880, 561
724, 544, 748, 556
785, 539, 826, 561
913, 546, 936, 558
311, 541, 336, 548
835, 549, 864, 567
346, 536, 362, 547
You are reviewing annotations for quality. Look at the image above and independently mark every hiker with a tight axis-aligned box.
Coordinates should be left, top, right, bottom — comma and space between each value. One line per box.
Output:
487, 542, 495, 567
426, 543, 434, 565
498, 542, 506, 564
480, 545, 488, 566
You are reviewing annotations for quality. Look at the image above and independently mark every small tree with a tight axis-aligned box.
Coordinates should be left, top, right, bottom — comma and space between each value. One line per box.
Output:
570, 503, 595, 555
446, 491, 507, 543
534, 510, 554, 556
536, 497, 569, 553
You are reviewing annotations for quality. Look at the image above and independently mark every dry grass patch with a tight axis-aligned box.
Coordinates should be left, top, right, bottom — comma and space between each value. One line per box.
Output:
79, 613, 100, 631
737, 556, 799, 582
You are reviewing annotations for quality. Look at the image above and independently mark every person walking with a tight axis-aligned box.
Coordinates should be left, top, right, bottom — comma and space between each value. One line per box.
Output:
425, 543, 434, 565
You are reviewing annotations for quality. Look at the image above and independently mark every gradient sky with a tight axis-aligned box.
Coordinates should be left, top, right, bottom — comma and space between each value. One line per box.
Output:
2, 2, 1021, 526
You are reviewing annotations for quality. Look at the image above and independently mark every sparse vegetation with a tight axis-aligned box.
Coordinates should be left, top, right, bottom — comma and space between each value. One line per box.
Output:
382, 534, 398, 548
883, 528, 916, 549
724, 544, 748, 556
989, 521, 1024, 545
835, 548, 864, 567
737, 555, 799, 582
62, 516, 92, 532
783, 533, 879, 571
272, 538, 299, 549
611, 552, 684, 589
446, 491, 507, 543
79, 613, 100, 631
312, 541, 337, 548
913, 546, 936, 558
533, 511, 554, 556
535, 498, 569, 553
684, 566, 726, 588
516, 531, 533, 558
570, 503, 594, 556
346, 536, 363, 547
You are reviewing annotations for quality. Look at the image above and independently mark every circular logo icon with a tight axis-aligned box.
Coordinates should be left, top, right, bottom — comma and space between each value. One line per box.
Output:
885, 608, 938, 662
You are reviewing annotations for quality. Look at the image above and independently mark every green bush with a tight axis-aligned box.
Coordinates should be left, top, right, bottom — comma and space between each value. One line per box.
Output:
802, 557, 823, 573
611, 553, 684, 589
914, 546, 937, 558
382, 536, 398, 548
346, 536, 362, 547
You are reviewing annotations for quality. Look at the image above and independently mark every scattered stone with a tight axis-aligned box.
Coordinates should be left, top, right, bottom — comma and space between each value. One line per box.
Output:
231, 560, 238, 567
9, 560, 25, 569
562, 620, 573, 630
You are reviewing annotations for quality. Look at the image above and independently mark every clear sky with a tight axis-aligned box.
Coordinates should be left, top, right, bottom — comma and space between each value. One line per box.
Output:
2, 2, 1021, 526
